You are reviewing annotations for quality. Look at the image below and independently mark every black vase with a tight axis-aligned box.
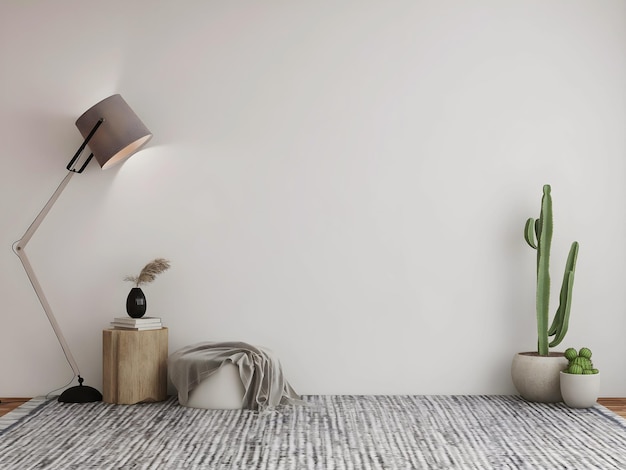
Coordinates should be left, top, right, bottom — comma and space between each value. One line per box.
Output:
126, 287, 147, 318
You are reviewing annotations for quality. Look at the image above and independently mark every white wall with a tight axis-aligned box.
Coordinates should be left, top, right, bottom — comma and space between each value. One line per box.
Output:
1, 1, 625, 397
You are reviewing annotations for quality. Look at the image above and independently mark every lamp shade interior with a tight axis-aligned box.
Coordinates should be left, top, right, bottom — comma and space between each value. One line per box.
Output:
75, 94, 152, 169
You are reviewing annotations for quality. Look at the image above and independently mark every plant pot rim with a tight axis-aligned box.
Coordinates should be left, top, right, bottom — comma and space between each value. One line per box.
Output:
517, 351, 565, 357
560, 370, 600, 376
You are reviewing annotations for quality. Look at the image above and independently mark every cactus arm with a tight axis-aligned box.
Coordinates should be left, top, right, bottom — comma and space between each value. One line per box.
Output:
536, 185, 553, 356
524, 218, 538, 249
549, 271, 574, 347
535, 219, 542, 244
548, 241, 579, 347
548, 241, 579, 336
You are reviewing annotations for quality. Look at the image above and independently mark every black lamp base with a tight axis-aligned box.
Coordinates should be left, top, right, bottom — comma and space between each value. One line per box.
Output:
58, 376, 102, 403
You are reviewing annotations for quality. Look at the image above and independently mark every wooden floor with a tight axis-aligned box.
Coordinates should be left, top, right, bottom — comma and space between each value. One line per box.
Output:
0, 398, 30, 417
2, 397, 626, 419
598, 397, 626, 418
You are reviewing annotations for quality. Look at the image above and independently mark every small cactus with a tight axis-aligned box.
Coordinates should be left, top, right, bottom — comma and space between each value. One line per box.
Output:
571, 356, 592, 369
568, 364, 584, 374
562, 347, 599, 375
564, 348, 578, 361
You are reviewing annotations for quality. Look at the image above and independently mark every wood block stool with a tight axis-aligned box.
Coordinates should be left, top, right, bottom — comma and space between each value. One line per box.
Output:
102, 327, 168, 404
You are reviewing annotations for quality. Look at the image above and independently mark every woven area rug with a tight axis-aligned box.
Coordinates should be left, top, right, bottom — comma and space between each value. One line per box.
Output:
1, 395, 626, 469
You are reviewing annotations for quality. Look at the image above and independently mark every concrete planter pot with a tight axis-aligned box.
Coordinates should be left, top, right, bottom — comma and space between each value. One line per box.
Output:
511, 352, 568, 403
560, 371, 601, 408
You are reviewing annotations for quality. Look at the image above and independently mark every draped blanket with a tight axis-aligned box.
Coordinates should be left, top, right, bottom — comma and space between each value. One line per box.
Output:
168, 341, 302, 412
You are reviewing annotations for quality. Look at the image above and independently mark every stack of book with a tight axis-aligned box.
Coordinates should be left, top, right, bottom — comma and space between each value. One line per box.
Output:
110, 316, 163, 331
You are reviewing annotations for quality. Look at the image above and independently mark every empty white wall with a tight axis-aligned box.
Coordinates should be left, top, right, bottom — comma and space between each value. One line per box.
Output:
1, 1, 625, 397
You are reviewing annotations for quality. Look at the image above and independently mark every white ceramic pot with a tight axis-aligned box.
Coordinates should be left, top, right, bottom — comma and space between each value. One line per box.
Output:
511, 352, 569, 403
560, 371, 601, 408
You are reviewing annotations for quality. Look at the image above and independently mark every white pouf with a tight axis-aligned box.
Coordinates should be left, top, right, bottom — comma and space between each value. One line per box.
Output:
186, 362, 245, 410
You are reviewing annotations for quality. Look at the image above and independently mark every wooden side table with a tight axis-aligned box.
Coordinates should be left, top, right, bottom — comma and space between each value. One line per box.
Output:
102, 327, 168, 405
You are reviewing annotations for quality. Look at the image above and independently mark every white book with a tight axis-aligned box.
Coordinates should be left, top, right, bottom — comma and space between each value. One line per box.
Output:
113, 316, 162, 325
110, 322, 162, 331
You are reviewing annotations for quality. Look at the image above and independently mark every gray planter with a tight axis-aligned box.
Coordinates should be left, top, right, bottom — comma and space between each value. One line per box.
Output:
511, 352, 568, 403
560, 371, 601, 408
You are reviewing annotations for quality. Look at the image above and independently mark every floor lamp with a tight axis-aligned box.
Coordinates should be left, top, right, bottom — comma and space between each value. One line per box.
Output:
13, 94, 153, 403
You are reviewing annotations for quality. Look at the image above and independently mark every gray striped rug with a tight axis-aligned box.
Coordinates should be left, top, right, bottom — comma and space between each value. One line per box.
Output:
1, 395, 626, 469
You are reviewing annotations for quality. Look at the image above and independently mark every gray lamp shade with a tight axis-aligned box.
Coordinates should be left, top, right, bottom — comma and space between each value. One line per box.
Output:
75, 94, 152, 169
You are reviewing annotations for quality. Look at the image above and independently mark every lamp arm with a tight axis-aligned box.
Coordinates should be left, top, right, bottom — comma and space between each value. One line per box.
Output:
13, 170, 81, 377
17, 171, 74, 248
18, 117, 101, 248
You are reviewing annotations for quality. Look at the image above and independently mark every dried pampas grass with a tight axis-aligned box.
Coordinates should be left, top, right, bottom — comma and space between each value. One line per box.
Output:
125, 258, 171, 287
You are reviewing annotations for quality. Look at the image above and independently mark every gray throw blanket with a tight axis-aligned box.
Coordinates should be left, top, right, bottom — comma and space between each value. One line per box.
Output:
168, 341, 302, 412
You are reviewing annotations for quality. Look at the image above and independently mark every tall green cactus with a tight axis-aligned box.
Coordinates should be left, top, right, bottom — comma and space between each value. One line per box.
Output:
524, 185, 579, 356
